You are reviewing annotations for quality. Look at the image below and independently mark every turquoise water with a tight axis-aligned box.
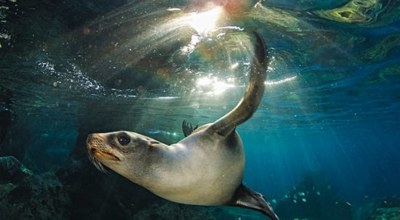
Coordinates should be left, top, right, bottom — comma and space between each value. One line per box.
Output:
1, 0, 400, 219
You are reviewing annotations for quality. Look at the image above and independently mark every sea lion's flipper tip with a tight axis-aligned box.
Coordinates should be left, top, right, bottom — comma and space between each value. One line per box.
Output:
182, 120, 198, 137
230, 184, 279, 220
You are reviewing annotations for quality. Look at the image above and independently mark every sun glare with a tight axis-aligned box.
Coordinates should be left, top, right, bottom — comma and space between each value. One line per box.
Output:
195, 76, 235, 96
188, 7, 223, 34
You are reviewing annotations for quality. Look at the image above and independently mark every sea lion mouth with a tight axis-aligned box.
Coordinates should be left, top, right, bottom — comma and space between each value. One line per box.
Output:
86, 134, 123, 173
91, 148, 121, 161
87, 148, 122, 173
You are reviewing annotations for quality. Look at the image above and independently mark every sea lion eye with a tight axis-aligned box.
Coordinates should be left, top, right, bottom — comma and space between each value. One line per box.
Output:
117, 133, 130, 146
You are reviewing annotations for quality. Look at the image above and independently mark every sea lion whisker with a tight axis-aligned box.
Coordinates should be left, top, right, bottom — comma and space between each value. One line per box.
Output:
88, 152, 108, 174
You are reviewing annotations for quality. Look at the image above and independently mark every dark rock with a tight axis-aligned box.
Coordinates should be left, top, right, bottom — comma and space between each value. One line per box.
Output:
275, 172, 352, 220
0, 87, 13, 145
0, 156, 32, 183
369, 207, 400, 220
0, 171, 69, 220
7, 183, 33, 203
354, 197, 400, 220
132, 202, 216, 220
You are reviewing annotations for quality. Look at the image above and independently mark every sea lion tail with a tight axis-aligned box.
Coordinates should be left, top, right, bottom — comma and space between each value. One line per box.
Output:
209, 32, 268, 137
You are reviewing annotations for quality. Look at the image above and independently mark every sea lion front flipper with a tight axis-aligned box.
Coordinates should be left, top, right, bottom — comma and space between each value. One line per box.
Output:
182, 120, 199, 137
229, 184, 279, 220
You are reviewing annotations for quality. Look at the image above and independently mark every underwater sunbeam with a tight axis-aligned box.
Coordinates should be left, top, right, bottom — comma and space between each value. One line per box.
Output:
188, 6, 223, 34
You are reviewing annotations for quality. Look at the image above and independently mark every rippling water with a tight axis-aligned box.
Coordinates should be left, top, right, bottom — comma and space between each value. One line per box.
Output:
1, 0, 400, 219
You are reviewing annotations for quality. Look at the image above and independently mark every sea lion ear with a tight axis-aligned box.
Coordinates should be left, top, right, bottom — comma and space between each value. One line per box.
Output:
148, 140, 161, 148
144, 137, 163, 148
229, 184, 279, 220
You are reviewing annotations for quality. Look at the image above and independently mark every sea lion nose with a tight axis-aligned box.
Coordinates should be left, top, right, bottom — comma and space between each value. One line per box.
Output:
86, 134, 96, 147
86, 133, 104, 149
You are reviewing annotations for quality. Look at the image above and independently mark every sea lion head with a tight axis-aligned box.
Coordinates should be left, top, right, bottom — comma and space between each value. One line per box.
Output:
86, 131, 165, 181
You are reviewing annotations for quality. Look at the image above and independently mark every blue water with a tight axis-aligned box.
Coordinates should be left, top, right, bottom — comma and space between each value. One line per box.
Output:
1, 0, 400, 219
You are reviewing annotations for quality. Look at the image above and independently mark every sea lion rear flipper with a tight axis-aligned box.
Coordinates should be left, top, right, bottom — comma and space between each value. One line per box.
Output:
182, 120, 198, 137
209, 32, 268, 137
229, 184, 279, 220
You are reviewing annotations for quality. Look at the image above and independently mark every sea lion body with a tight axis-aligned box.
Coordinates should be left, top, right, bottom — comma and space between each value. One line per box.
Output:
144, 125, 244, 205
87, 33, 279, 220
88, 125, 244, 205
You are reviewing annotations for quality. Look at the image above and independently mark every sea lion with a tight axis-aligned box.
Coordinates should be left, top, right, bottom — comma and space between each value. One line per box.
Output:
86, 32, 279, 220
